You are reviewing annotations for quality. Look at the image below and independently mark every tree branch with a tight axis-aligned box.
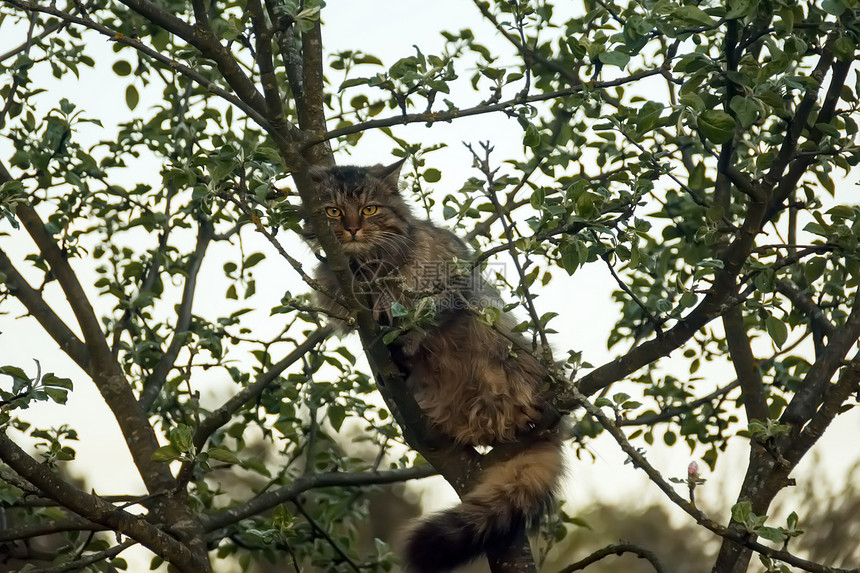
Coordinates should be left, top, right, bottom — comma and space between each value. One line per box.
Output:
558, 543, 665, 573
775, 278, 836, 342
765, 46, 853, 222
568, 192, 767, 401
247, 0, 288, 130
0, 516, 103, 542
297, 18, 333, 165
0, 431, 198, 572
202, 465, 436, 532
0, 248, 90, 374
140, 219, 213, 410
722, 306, 770, 422
617, 380, 741, 427
10, 199, 174, 495
116, 0, 271, 122
1, 0, 286, 138
307, 69, 664, 148
175, 326, 332, 484
784, 351, 860, 467
569, 387, 858, 573
29, 539, 137, 573
780, 288, 860, 431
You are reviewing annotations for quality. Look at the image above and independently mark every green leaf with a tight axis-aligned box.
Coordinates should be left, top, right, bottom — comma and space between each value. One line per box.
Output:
804, 257, 826, 283
0, 366, 30, 383
697, 110, 736, 144
680, 93, 705, 113
731, 501, 752, 525
44, 387, 69, 404
559, 242, 581, 274
727, 0, 756, 19
523, 123, 541, 148
530, 187, 545, 210
152, 444, 181, 462
382, 328, 402, 344
245, 252, 265, 268
598, 50, 630, 68
169, 425, 193, 452
112, 61, 132, 76
125, 85, 139, 111
765, 315, 788, 348
706, 204, 724, 223
328, 403, 346, 431
729, 96, 759, 128
41, 373, 73, 390
0, 180, 25, 195
424, 168, 442, 183
390, 302, 408, 317
674, 5, 717, 26
207, 446, 240, 464
822, 0, 846, 15
757, 525, 787, 543
59, 98, 75, 115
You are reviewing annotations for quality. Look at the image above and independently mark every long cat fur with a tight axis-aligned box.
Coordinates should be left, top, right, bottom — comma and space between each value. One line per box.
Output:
303, 160, 563, 572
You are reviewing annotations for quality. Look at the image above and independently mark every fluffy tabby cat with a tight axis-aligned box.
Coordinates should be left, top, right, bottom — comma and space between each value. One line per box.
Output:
304, 160, 563, 572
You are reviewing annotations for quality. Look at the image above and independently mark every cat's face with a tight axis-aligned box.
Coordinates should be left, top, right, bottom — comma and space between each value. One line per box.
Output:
307, 161, 413, 260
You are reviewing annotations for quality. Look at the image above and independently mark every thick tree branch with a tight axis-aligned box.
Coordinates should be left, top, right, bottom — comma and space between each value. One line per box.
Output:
11, 200, 174, 495
761, 32, 837, 192
776, 278, 836, 338
116, 0, 272, 122
0, 431, 199, 572
765, 48, 853, 223
0, 248, 90, 374
784, 352, 860, 467
780, 288, 860, 430
568, 192, 767, 401
0, 516, 103, 542
715, 349, 860, 572
297, 19, 333, 165
722, 306, 770, 423
247, 0, 288, 130
1, 0, 285, 137
0, 162, 213, 564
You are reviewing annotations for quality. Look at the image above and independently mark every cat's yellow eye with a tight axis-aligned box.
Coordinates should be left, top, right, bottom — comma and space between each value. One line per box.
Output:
325, 207, 341, 218
362, 205, 379, 216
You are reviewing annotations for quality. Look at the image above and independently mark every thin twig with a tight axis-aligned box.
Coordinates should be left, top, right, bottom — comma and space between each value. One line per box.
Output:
558, 542, 665, 573
30, 539, 138, 573
570, 386, 860, 573
292, 499, 361, 573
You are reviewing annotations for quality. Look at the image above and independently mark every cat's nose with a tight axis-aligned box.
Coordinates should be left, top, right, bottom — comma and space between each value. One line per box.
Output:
345, 226, 360, 238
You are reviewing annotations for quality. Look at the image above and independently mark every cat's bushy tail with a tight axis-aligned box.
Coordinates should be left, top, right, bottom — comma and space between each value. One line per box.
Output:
403, 437, 563, 572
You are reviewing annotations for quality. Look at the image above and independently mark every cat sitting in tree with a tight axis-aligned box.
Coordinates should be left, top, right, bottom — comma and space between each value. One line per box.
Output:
303, 159, 563, 572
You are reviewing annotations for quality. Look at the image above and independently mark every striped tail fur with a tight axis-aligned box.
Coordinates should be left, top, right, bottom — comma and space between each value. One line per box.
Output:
403, 438, 563, 572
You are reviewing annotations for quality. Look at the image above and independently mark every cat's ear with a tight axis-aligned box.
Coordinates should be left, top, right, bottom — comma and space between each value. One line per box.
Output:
375, 158, 407, 189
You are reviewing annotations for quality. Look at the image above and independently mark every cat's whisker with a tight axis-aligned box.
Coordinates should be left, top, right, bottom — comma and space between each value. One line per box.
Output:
368, 232, 411, 262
